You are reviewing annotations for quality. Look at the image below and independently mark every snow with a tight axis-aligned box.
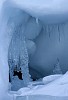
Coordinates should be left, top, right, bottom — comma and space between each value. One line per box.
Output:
7, 72, 68, 100
52, 59, 62, 74
1, 0, 68, 99
29, 72, 68, 96
16, 95, 68, 100
43, 74, 62, 84
11, 72, 68, 98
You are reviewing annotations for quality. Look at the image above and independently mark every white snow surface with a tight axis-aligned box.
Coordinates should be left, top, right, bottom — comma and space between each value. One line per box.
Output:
15, 72, 68, 96
43, 74, 62, 84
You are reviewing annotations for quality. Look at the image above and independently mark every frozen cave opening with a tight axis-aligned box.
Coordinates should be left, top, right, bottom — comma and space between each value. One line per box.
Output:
2, 1, 68, 91
5, 5, 43, 91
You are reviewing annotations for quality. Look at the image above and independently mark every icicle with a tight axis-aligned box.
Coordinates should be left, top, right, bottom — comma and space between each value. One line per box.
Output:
36, 18, 39, 24
46, 25, 50, 38
26, 95, 29, 100
13, 94, 16, 100
58, 25, 60, 42
48, 25, 53, 38
48, 26, 50, 38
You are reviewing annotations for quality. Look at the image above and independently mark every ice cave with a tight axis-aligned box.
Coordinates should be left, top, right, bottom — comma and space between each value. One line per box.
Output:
1, 0, 68, 100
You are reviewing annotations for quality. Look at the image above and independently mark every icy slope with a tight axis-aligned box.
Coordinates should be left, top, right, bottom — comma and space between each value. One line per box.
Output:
30, 72, 68, 96
43, 74, 62, 84
14, 72, 68, 97
8, 72, 68, 100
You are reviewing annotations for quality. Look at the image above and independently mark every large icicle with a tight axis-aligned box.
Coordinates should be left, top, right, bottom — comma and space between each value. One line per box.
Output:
58, 25, 61, 42
8, 24, 30, 91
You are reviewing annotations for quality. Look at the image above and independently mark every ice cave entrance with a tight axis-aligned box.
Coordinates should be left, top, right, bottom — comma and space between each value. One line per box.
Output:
2, 0, 68, 92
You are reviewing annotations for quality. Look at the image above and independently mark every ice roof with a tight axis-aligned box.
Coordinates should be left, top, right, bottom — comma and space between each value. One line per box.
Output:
11, 0, 68, 24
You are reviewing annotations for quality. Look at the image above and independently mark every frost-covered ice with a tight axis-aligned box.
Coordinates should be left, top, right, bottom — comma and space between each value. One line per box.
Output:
0, 0, 68, 100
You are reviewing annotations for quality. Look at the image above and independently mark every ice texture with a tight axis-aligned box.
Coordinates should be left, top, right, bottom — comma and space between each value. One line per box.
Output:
1, 0, 68, 99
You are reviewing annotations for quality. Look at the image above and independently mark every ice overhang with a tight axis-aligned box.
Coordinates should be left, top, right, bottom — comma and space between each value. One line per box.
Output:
2, 0, 68, 80
10, 0, 68, 24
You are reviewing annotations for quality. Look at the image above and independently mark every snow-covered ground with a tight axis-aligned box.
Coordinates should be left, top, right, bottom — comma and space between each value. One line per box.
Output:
14, 72, 68, 96
8, 72, 68, 100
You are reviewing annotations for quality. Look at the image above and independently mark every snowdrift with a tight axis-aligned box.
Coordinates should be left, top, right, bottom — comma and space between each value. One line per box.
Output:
9, 72, 68, 99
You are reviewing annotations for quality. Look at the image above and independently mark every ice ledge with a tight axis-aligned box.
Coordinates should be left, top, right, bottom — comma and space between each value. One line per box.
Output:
15, 95, 68, 100
7, 92, 68, 100
10, 0, 68, 24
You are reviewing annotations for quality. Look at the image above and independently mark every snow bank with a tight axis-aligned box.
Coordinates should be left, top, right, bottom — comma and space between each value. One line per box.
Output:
5, 72, 68, 99
43, 74, 62, 84
12, 72, 68, 97
0, 1, 14, 99
16, 95, 68, 100
30, 72, 68, 96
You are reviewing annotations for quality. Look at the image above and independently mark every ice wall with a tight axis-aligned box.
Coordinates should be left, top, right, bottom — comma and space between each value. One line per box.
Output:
0, 0, 31, 93
0, 0, 14, 99
7, 0, 68, 78
8, 9, 30, 90
30, 22, 68, 76
1, 0, 68, 94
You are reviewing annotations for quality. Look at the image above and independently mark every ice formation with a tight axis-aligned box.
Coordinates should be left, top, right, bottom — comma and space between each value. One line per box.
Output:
52, 58, 62, 74
1, 0, 68, 100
